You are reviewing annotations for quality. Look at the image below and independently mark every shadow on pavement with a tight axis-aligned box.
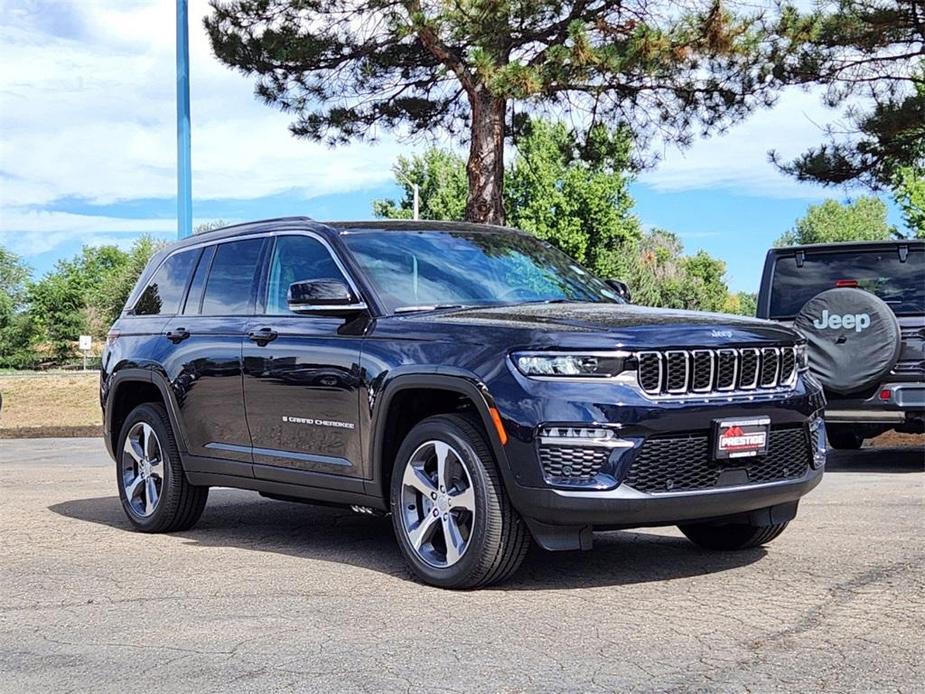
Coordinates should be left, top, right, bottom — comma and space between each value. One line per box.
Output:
826, 447, 924, 474
48, 491, 763, 589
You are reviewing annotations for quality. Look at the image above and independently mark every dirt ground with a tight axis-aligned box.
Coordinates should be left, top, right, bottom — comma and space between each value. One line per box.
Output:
0, 372, 101, 438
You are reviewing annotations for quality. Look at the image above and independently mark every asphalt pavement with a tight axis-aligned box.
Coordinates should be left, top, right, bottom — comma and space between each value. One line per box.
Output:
0, 438, 922, 693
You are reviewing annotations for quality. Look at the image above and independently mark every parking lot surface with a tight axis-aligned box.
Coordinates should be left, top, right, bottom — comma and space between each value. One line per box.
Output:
0, 438, 922, 693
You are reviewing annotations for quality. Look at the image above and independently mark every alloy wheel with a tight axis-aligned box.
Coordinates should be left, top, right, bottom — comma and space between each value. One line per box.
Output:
399, 440, 476, 568
121, 422, 164, 517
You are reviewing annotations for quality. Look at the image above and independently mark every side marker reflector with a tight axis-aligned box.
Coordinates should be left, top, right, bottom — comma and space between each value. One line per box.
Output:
488, 407, 508, 446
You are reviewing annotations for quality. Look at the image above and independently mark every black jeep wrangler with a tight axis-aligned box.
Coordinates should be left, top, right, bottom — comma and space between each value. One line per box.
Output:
758, 240, 925, 449
102, 219, 825, 588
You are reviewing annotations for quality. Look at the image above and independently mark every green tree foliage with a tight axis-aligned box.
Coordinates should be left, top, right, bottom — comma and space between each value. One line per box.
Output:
375, 120, 642, 277
723, 291, 758, 317
776, 197, 895, 246
25, 238, 162, 362
373, 150, 468, 221
892, 166, 925, 237
0, 248, 40, 368
772, 2, 924, 189
207, 0, 793, 224
622, 230, 731, 312
506, 121, 640, 278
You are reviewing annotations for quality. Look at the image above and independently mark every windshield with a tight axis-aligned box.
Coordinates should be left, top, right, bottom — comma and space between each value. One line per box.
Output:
341, 229, 621, 313
769, 247, 925, 318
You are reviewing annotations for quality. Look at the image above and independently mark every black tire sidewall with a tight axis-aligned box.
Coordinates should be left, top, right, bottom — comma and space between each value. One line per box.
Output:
389, 417, 495, 588
116, 403, 180, 531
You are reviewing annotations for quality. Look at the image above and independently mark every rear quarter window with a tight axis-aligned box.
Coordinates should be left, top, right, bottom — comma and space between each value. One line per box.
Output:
769, 248, 925, 318
133, 248, 201, 316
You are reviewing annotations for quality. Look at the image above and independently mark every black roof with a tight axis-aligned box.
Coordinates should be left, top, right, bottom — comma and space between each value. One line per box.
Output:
169, 217, 526, 251
768, 238, 924, 254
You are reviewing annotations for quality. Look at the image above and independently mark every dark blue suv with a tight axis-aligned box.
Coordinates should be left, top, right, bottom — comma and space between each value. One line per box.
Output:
102, 218, 826, 588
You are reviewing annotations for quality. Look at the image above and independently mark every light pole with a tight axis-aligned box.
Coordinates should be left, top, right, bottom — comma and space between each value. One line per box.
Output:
176, 0, 192, 239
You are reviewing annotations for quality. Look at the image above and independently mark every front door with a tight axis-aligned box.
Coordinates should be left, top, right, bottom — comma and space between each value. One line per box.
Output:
243, 233, 366, 479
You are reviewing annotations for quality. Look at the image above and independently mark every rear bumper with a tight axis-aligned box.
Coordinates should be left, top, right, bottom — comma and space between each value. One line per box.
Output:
507, 464, 823, 531
826, 382, 925, 424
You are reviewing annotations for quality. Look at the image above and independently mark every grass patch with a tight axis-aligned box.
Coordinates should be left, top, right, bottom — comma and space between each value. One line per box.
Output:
0, 372, 101, 437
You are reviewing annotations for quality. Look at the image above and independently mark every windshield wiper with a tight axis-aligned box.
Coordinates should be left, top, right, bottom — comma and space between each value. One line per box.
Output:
394, 304, 467, 314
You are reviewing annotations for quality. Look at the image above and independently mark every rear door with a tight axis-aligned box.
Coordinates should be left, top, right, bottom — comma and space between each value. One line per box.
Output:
162, 236, 268, 470
243, 232, 367, 480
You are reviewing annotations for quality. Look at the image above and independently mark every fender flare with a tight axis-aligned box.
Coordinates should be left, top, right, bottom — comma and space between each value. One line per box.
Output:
106, 368, 189, 456
365, 367, 513, 498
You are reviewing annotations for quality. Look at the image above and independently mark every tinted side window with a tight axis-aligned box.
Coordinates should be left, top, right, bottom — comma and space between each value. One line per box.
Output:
182, 245, 215, 315
200, 239, 264, 316
266, 235, 348, 314
134, 249, 200, 316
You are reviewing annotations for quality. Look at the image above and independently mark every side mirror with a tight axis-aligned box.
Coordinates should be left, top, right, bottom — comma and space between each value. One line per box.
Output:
287, 279, 367, 315
605, 279, 632, 303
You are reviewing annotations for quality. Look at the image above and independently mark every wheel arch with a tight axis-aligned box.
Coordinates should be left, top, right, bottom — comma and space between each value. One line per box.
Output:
106, 369, 188, 459
368, 369, 512, 501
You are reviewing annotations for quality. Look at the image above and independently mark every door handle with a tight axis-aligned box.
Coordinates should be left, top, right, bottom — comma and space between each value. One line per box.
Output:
166, 327, 190, 343
248, 327, 278, 345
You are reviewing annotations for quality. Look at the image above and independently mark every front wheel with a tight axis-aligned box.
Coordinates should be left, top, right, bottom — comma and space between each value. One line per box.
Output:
389, 414, 529, 589
678, 521, 789, 551
116, 403, 208, 533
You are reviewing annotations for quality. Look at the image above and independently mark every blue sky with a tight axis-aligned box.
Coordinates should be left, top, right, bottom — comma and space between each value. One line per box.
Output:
0, 1, 905, 294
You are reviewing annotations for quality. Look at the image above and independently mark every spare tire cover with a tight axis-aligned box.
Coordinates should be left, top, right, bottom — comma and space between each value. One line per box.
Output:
794, 287, 901, 395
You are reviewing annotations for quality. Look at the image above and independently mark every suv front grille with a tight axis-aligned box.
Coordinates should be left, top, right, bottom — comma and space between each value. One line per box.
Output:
636, 346, 798, 397
623, 426, 811, 494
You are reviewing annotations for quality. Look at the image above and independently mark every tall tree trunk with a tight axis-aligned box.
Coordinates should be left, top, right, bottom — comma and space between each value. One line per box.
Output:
465, 91, 506, 225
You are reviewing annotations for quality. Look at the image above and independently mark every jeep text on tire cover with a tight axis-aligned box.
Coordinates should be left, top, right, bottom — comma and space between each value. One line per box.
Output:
757, 240, 925, 451
101, 218, 827, 588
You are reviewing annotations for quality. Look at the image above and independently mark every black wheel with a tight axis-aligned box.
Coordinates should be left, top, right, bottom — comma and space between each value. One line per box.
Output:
116, 403, 208, 533
826, 425, 864, 450
389, 413, 530, 589
679, 521, 789, 551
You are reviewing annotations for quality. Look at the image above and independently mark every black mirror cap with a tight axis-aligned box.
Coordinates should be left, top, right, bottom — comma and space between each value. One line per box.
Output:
287, 279, 366, 314
605, 279, 632, 303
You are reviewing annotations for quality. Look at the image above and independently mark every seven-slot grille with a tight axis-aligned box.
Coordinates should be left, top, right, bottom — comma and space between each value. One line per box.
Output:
636, 346, 798, 397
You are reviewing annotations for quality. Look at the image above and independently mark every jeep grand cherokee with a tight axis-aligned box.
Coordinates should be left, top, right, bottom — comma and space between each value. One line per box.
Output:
101, 219, 826, 588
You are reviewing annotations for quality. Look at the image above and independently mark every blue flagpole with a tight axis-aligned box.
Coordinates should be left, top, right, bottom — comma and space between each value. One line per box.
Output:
176, 0, 192, 239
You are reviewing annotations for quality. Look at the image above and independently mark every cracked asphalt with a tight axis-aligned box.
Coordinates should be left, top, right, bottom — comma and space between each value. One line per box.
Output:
0, 438, 922, 693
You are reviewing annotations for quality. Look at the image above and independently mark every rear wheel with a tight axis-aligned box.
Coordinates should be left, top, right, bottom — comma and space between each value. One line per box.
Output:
826, 425, 864, 450
679, 521, 789, 551
390, 414, 529, 589
116, 403, 208, 532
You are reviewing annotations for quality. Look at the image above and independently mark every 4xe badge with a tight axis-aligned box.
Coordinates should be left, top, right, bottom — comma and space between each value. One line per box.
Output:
713, 417, 770, 460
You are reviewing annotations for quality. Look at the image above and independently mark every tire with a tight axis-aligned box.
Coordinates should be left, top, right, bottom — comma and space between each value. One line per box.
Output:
389, 413, 530, 589
116, 402, 208, 533
826, 425, 864, 450
678, 521, 789, 551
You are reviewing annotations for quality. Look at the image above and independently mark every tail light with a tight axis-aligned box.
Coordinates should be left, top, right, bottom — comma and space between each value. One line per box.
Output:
835, 279, 858, 288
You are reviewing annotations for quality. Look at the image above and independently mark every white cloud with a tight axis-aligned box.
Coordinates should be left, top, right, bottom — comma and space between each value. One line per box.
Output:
0, 0, 405, 213
0, 0, 856, 260
639, 88, 842, 199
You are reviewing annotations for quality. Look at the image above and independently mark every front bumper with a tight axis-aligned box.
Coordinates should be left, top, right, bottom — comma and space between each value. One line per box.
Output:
507, 464, 823, 530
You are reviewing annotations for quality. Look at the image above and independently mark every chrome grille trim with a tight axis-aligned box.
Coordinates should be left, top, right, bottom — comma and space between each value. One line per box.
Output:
635, 346, 799, 398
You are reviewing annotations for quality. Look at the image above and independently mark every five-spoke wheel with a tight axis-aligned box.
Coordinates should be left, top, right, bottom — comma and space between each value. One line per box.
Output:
400, 440, 476, 567
121, 421, 164, 517
390, 414, 530, 588
116, 403, 208, 533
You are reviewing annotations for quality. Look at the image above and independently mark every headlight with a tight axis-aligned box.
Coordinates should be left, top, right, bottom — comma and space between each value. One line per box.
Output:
796, 344, 809, 371
512, 352, 627, 378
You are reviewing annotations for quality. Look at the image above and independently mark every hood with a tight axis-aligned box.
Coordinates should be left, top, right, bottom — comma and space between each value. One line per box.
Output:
400, 302, 799, 349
